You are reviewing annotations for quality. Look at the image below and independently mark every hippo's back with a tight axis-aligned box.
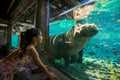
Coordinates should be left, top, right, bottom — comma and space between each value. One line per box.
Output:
49, 33, 66, 57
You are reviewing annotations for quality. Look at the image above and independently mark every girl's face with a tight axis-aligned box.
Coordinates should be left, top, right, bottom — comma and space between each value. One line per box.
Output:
36, 32, 43, 44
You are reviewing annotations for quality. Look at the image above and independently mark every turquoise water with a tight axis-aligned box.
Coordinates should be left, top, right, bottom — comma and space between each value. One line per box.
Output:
50, 0, 120, 79
11, 0, 120, 79
82, 0, 120, 62
11, 34, 19, 48
49, 19, 76, 35
49, 0, 120, 62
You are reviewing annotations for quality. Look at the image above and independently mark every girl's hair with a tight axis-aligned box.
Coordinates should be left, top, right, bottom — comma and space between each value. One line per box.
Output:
19, 28, 40, 57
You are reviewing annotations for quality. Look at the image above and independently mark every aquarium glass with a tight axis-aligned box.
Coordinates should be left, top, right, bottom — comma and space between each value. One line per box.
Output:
49, 0, 120, 80
11, 0, 120, 79
11, 34, 19, 48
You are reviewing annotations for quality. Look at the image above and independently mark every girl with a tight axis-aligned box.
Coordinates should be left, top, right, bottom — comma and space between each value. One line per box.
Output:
0, 28, 57, 80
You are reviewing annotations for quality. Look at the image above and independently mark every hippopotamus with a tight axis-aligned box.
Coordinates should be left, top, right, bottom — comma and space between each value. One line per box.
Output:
49, 23, 99, 66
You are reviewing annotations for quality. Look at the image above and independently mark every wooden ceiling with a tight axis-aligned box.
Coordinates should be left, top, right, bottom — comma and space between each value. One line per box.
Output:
0, 0, 35, 24
19, 0, 81, 25
0, 0, 83, 25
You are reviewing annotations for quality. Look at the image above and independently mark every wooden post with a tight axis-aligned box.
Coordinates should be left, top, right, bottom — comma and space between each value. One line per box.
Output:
34, 0, 76, 80
7, 24, 12, 47
35, 0, 54, 65
35, 0, 49, 51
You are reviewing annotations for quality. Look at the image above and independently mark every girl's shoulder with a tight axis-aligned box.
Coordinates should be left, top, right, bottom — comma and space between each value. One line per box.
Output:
26, 45, 35, 50
25, 45, 36, 55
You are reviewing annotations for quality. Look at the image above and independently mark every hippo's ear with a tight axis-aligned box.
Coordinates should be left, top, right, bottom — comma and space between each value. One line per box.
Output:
65, 31, 74, 42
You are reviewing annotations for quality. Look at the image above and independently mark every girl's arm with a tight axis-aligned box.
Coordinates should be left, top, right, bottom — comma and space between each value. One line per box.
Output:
27, 47, 57, 79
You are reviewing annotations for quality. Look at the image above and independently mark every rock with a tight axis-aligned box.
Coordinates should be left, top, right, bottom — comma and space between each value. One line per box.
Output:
104, 67, 108, 69
89, 77, 95, 80
92, 76, 97, 78
92, 71, 96, 73
99, 72, 103, 74
106, 76, 111, 78
13, 60, 74, 80
104, 72, 109, 74
99, 68, 105, 71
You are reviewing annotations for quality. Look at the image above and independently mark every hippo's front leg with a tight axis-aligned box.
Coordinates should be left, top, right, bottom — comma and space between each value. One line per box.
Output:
78, 49, 83, 63
71, 55, 78, 63
62, 44, 70, 67
63, 53, 70, 67
70, 49, 83, 64
63, 52, 70, 67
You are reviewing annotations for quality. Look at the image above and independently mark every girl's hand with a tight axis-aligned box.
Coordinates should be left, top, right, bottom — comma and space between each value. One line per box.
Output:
44, 65, 48, 68
48, 72, 58, 80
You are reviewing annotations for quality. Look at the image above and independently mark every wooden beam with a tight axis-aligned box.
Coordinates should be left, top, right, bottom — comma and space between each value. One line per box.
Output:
9, 0, 35, 24
23, 11, 35, 20
6, 0, 16, 15
19, 20, 34, 25
0, 26, 7, 30
50, 0, 59, 4
35, 0, 50, 52
50, 1, 73, 19
7, 24, 12, 47
50, 5, 68, 18
15, 22, 34, 28
51, 1, 60, 9
63, 0, 80, 6
0, 19, 8, 24
19, 4, 35, 21
26, 14, 35, 21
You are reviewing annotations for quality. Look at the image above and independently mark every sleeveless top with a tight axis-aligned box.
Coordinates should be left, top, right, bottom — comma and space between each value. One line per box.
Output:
0, 48, 32, 80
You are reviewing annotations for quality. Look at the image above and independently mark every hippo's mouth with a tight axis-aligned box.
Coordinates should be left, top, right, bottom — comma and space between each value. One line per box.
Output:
78, 24, 99, 37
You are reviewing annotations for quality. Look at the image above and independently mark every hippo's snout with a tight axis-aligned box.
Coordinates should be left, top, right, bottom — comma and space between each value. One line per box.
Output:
79, 24, 99, 37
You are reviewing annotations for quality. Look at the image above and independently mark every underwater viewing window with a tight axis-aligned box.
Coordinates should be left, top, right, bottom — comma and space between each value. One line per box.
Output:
49, 0, 120, 80
11, 34, 19, 48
